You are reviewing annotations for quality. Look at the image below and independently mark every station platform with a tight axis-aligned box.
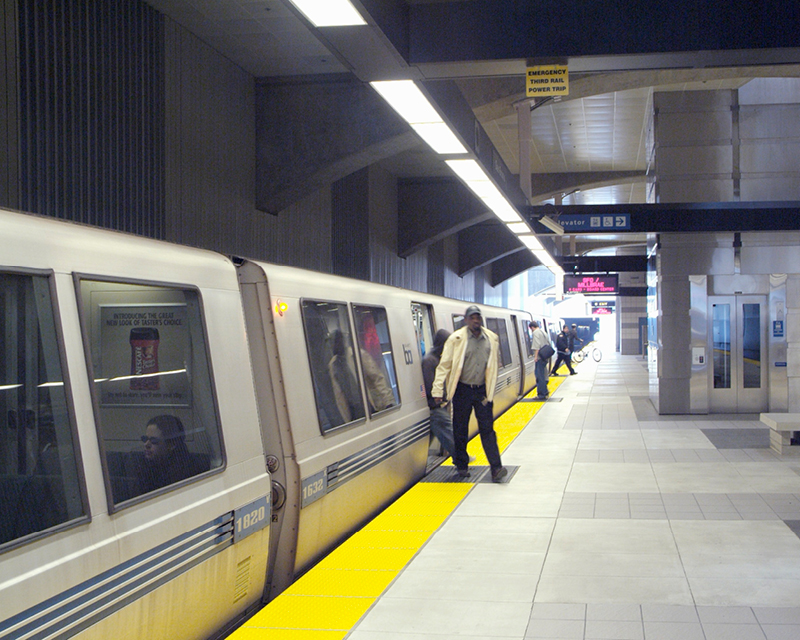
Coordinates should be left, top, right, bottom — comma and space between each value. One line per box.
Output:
231, 349, 800, 640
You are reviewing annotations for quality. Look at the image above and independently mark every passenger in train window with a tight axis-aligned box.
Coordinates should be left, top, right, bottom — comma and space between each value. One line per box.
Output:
354, 311, 398, 413
529, 320, 551, 400
360, 350, 394, 412
328, 330, 365, 423
136, 415, 199, 494
431, 305, 507, 482
422, 329, 458, 460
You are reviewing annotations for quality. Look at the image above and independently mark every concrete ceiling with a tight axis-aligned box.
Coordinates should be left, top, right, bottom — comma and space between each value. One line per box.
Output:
143, 0, 800, 273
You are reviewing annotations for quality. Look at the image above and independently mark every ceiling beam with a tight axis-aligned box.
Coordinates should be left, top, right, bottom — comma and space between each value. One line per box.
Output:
405, 1, 800, 69
489, 250, 540, 287
465, 65, 800, 122
529, 171, 649, 203
255, 75, 416, 214
457, 223, 527, 276
397, 178, 493, 257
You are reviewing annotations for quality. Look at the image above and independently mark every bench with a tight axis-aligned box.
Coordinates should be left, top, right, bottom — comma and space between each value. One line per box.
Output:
760, 413, 800, 455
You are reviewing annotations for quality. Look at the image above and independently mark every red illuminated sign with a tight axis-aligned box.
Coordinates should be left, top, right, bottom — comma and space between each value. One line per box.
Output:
592, 307, 614, 315
564, 274, 619, 295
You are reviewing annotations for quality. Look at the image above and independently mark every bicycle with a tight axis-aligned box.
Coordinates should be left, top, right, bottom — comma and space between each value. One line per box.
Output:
572, 342, 602, 363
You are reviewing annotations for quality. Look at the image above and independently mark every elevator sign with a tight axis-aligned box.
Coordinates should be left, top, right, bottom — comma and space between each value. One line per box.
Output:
526, 65, 569, 97
560, 214, 631, 231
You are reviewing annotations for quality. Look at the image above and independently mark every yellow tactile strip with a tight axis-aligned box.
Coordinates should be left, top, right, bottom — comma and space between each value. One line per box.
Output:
231, 484, 471, 640
230, 375, 567, 640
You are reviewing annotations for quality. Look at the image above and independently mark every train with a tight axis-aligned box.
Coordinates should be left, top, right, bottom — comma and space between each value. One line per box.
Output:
0, 207, 543, 640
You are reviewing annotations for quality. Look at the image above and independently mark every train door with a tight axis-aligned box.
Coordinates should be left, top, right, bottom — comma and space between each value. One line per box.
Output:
510, 314, 527, 397
412, 302, 443, 457
709, 295, 768, 413
411, 302, 435, 359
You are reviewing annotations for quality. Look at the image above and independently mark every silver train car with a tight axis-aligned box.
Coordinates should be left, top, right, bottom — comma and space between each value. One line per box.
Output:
0, 208, 537, 640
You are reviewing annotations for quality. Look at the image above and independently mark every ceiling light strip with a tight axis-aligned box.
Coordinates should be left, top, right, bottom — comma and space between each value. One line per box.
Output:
372, 89, 563, 277
371, 80, 468, 154
445, 159, 562, 275
288, 0, 366, 27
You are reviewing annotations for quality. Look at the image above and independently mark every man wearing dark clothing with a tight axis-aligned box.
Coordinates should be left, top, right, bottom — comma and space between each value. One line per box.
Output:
552, 325, 576, 376
422, 329, 457, 460
569, 323, 581, 353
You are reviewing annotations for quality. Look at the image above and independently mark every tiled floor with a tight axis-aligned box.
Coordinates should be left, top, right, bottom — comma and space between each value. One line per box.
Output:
347, 350, 800, 640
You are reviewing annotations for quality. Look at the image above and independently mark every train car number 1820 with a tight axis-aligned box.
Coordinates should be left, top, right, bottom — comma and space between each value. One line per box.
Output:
233, 496, 270, 543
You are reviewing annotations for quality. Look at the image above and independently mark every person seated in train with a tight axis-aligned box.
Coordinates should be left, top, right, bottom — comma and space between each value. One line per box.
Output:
359, 347, 395, 413
328, 330, 365, 423
136, 414, 196, 494
358, 316, 396, 413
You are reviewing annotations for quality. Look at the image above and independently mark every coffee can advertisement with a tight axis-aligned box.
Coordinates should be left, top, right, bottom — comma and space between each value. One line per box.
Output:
99, 304, 190, 406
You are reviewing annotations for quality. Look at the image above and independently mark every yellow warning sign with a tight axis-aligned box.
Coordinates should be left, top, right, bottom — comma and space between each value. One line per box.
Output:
526, 65, 569, 97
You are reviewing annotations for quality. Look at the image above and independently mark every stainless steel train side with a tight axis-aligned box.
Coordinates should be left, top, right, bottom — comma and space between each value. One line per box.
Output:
0, 210, 270, 640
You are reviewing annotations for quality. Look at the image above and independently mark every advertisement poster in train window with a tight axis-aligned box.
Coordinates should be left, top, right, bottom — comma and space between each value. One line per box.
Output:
98, 303, 191, 406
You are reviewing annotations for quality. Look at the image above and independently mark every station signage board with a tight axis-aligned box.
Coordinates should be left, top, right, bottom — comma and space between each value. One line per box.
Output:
526, 65, 569, 97
591, 301, 615, 315
564, 274, 619, 295
559, 214, 630, 232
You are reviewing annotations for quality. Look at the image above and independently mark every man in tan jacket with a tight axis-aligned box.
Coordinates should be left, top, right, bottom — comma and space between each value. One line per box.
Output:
432, 305, 507, 482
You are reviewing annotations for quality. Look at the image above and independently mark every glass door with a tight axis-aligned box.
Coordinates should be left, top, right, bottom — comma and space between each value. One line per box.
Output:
709, 295, 767, 412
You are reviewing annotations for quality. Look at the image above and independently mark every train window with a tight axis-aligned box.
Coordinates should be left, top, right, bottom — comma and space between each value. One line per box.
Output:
485, 317, 513, 368
411, 302, 434, 359
352, 306, 400, 414
78, 280, 223, 506
452, 314, 465, 330
522, 319, 534, 358
301, 300, 366, 433
0, 272, 86, 547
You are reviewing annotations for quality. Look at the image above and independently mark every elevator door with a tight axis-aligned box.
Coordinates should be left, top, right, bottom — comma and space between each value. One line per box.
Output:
709, 295, 768, 413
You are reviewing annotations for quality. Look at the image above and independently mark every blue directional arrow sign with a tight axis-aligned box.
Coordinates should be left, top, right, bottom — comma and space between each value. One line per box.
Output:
559, 214, 631, 231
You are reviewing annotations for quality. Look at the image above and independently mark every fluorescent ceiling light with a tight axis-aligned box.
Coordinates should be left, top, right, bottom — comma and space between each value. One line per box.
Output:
371, 81, 467, 155
445, 159, 488, 183
519, 235, 544, 251
534, 250, 561, 271
506, 222, 530, 234
482, 196, 522, 223
371, 80, 441, 124
289, 0, 366, 27
463, 179, 501, 200
410, 123, 467, 154
445, 158, 561, 269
